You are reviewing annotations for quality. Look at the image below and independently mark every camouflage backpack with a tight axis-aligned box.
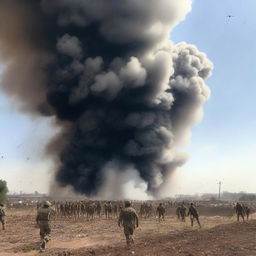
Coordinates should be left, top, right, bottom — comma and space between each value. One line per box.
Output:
0, 208, 5, 217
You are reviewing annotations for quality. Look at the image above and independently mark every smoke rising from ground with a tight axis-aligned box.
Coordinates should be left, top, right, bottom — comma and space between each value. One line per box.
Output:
0, 0, 213, 198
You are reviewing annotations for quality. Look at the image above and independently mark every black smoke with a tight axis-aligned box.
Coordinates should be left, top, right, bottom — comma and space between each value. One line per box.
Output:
0, 0, 212, 197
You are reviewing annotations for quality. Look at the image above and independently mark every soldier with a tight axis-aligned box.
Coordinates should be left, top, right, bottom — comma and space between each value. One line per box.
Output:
118, 201, 139, 248
235, 202, 245, 222
36, 201, 52, 252
244, 206, 250, 221
187, 203, 201, 228
176, 204, 181, 220
180, 203, 187, 222
95, 201, 101, 218
0, 203, 6, 230
139, 203, 145, 218
113, 203, 118, 218
156, 203, 165, 222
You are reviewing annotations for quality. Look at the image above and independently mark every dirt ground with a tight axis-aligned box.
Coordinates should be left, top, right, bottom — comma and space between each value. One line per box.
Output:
1, 209, 256, 256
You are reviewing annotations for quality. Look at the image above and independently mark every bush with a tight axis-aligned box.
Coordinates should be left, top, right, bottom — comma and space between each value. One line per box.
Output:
239, 193, 256, 202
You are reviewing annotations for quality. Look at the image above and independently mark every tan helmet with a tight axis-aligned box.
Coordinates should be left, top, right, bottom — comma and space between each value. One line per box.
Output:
43, 201, 51, 207
124, 200, 131, 207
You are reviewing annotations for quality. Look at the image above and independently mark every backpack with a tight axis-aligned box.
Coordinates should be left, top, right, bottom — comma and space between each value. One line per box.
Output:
0, 208, 5, 217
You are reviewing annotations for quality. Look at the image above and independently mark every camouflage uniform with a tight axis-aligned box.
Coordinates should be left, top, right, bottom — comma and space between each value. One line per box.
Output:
118, 201, 139, 247
235, 203, 245, 222
176, 205, 181, 220
36, 201, 52, 252
0, 204, 6, 230
156, 203, 165, 222
244, 206, 250, 221
180, 204, 187, 222
188, 203, 201, 228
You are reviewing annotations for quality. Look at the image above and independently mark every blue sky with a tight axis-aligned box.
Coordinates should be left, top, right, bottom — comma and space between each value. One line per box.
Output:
171, 0, 256, 194
1, 0, 256, 195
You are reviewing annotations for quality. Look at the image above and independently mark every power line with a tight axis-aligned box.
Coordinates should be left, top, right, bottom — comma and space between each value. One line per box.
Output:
218, 181, 222, 200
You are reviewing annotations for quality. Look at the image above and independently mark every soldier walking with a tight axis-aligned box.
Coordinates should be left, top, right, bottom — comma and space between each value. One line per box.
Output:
180, 203, 187, 222
118, 201, 139, 248
188, 203, 201, 228
156, 203, 165, 222
235, 202, 245, 222
176, 204, 181, 220
0, 203, 6, 230
36, 201, 52, 252
244, 206, 250, 221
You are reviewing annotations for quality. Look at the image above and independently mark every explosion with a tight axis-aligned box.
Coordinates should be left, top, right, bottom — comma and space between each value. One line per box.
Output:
0, 0, 213, 199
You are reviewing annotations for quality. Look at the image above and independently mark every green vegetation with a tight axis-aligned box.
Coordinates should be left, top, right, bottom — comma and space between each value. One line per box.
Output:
239, 193, 256, 202
0, 179, 8, 203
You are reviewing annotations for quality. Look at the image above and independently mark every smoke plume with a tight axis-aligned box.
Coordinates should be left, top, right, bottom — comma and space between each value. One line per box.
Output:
0, 0, 213, 198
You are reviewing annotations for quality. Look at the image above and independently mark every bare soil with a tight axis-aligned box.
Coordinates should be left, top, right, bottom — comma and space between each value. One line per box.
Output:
1, 209, 256, 256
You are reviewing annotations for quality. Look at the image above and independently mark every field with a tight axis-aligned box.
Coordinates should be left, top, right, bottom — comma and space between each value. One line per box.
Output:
1, 204, 256, 256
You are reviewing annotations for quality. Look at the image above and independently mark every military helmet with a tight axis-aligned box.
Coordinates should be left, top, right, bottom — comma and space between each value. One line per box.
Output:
124, 200, 131, 207
43, 201, 51, 207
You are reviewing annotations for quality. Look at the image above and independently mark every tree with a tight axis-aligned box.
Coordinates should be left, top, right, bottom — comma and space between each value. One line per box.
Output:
0, 179, 8, 203
239, 193, 256, 202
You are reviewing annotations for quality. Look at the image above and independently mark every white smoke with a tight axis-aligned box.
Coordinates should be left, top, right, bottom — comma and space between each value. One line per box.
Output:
98, 161, 153, 200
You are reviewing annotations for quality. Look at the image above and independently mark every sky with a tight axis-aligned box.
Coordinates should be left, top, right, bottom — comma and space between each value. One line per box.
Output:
0, 0, 256, 195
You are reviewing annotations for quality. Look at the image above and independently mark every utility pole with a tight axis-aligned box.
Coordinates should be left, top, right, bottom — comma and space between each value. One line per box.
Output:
218, 181, 222, 200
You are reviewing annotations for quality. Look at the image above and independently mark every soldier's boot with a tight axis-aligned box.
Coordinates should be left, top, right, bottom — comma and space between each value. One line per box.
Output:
39, 239, 46, 252
2, 223, 5, 230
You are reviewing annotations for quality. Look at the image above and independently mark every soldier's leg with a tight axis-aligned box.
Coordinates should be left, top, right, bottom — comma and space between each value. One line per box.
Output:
2, 219, 5, 230
39, 225, 51, 251
241, 213, 245, 222
237, 213, 239, 221
124, 227, 134, 248
39, 226, 46, 251
130, 228, 134, 244
1, 219, 5, 230
195, 216, 201, 228
124, 227, 131, 247
190, 216, 194, 227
